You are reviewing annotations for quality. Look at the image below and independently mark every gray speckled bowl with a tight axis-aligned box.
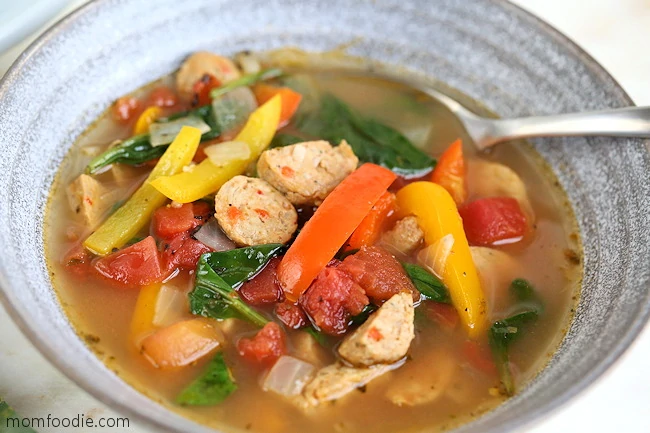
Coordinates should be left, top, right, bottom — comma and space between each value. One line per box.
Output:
0, 0, 649, 432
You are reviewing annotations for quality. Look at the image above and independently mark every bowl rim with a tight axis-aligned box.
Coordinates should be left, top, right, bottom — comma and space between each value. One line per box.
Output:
0, 1, 648, 432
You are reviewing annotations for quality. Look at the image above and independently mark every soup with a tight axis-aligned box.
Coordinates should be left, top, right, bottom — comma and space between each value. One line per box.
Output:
45, 50, 582, 433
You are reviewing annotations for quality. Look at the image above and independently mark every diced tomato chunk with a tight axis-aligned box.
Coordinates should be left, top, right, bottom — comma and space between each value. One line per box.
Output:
237, 322, 286, 366
162, 232, 212, 272
192, 74, 221, 107
299, 267, 369, 335
423, 301, 460, 331
152, 202, 213, 240
239, 257, 284, 306
338, 246, 416, 303
148, 86, 178, 108
274, 301, 308, 329
94, 236, 162, 286
112, 96, 141, 123
152, 204, 196, 239
459, 197, 528, 246
462, 340, 497, 376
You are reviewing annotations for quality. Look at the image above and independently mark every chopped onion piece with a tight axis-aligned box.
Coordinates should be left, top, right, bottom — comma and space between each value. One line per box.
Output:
417, 234, 454, 279
194, 218, 236, 252
149, 116, 211, 147
211, 86, 257, 134
263, 356, 315, 397
153, 283, 188, 327
235, 51, 261, 74
204, 141, 251, 167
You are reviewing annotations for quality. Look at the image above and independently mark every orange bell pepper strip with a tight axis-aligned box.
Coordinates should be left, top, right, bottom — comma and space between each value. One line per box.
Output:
431, 139, 467, 205
346, 191, 397, 250
278, 163, 397, 302
253, 83, 302, 127
396, 181, 486, 338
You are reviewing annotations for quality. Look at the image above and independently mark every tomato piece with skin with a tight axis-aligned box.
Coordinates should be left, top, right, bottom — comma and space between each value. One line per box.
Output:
162, 232, 212, 272
338, 246, 417, 304
239, 257, 284, 306
192, 74, 221, 107
112, 96, 142, 124
459, 197, 528, 246
148, 86, 178, 108
152, 202, 212, 240
299, 266, 369, 335
274, 301, 308, 329
93, 236, 162, 286
237, 322, 287, 366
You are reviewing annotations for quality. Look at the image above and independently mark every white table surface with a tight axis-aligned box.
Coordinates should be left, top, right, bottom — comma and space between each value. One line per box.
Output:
1, 1, 649, 432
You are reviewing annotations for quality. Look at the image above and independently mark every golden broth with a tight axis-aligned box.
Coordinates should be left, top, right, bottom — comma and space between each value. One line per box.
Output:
45, 68, 581, 433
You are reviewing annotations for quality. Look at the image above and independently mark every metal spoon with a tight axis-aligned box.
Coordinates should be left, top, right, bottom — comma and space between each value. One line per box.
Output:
420, 86, 650, 151
311, 68, 650, 150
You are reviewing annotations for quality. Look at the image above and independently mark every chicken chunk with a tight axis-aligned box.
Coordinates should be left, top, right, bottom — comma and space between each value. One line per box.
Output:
338, 292, 415, 367
385, 348, 456, 406
175, 52, 241, 100
379, 216, 424, 256
470, 246, 522, 320
214, 176, 297, 246
299, 362, 395, 407
292, 331, 331, 367
257, 140, 359, 206
467, 160, 534, 223
66, 174, 113, 229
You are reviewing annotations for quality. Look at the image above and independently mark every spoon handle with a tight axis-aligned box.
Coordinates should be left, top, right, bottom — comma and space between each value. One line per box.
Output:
486, 106, 650, 147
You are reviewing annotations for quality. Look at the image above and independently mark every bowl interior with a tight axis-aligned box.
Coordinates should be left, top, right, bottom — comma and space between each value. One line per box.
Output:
0, 1, 649, 432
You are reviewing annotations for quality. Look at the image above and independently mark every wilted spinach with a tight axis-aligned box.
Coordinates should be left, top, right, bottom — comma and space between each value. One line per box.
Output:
176, 352, 237, 406
296, 94, 435, 176
402, 263, 450, 304
488, 278, 544, 395
188, 244, 284, 327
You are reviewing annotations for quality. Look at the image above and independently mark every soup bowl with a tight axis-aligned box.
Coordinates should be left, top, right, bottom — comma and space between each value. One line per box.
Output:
0, 0, 649, 432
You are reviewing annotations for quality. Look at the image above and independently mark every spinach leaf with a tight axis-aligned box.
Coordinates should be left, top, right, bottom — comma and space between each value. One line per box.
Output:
488, 278, 545, 395
510, 278, 544, 313
270, 133, 305, 149
297, 94, 435, 176
189, 244, 284, 327
202, 244, 285, 288
176, 352, 237, 406
86, 134, 166, 174
349, 303, 378, 326
305, 327, 330, 347
488, 311, 538, 395
86, 104, 220, 174
402, 263, 450, 304
0, 399, 37, 433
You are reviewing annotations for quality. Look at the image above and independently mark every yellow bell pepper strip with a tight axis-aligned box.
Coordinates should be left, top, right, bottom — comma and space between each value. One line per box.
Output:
130, 282, 162, 346
133, 106, 163, 135
149, 94, 282, 203
396, 181, 487, 338
83, 126, 202, 255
